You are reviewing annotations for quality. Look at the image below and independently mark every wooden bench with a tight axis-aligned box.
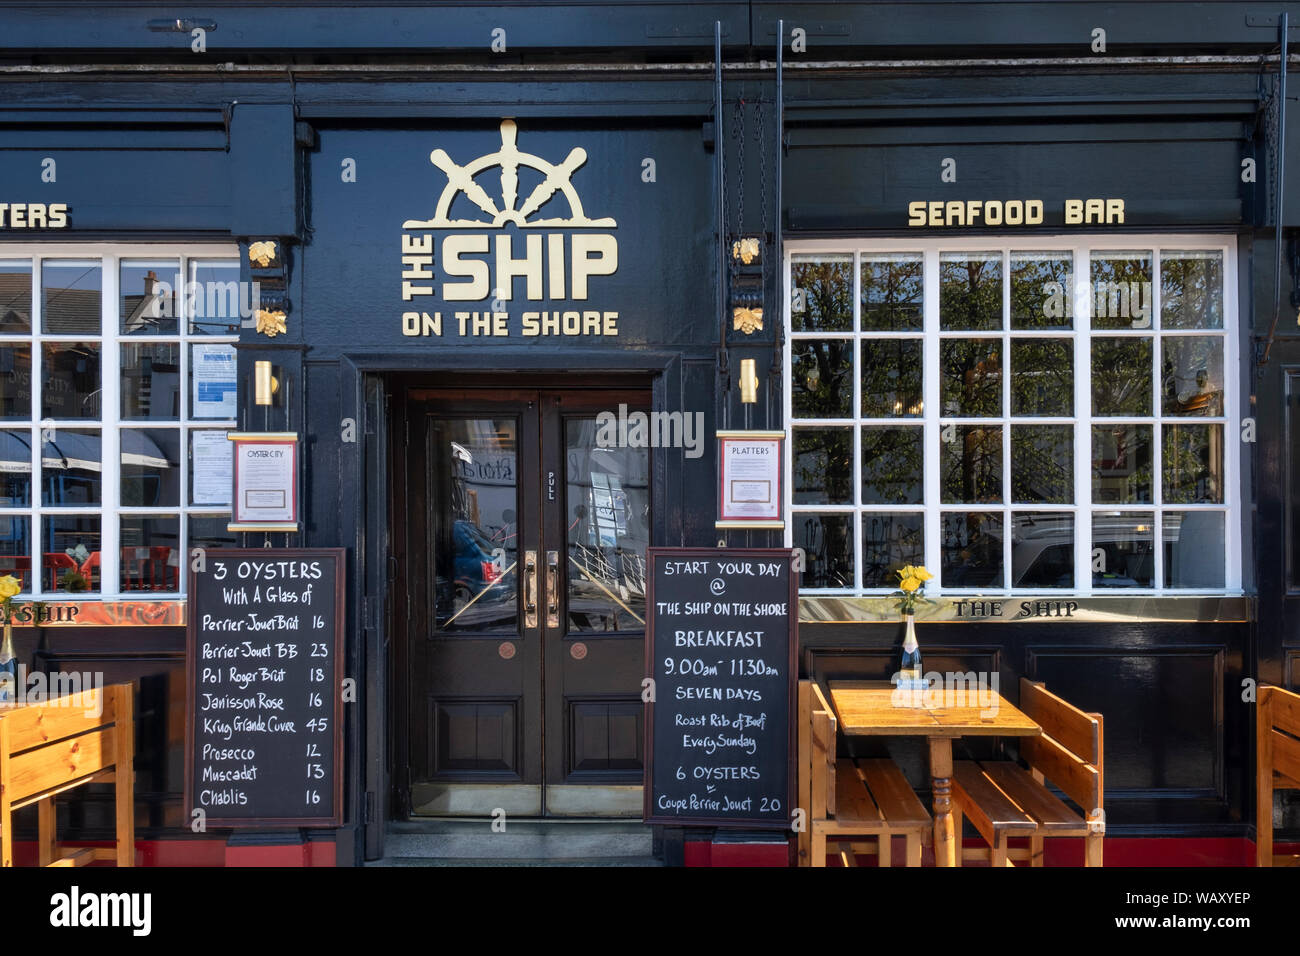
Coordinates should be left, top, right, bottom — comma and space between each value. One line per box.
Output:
1257, 684, 1300, 867
0, 682, 135, 867
797, 679, 930, 867
951, 678, 1103, 867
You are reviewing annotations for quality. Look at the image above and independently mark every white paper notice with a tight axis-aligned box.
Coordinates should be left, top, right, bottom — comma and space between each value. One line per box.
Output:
720, 437, 781, 522
234, 441, 295, 523
192, 344, 237, 419
192, 431, 232, 506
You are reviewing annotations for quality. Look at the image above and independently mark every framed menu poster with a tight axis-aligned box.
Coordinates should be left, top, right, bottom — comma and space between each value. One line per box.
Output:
227, 432, 299, 532
715, 430, 785, 530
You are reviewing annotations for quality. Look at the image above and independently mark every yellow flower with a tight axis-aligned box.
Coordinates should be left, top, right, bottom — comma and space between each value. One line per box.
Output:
899, 577, 920, 593
0, 574, 20, 601
914, 566, 933, 582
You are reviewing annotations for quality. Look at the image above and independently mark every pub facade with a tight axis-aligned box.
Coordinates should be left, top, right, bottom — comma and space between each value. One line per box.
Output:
0, 1, 1294, 866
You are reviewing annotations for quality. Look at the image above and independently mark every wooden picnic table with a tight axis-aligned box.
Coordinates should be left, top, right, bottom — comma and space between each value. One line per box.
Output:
828, 680, 1042, 867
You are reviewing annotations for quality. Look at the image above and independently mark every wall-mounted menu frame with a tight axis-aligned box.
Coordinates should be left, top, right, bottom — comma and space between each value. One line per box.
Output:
644, 547, 798, 829
184, 547, 345, 828
715, 431, 785, 530
227, 432, 298, 532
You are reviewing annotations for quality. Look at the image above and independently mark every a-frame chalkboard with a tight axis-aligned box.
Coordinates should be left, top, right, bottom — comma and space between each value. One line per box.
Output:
184, 548, 346, 828
644, 548, 798, 829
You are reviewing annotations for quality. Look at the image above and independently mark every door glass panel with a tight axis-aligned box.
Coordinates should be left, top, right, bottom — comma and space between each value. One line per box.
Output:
431, 417, 519, 633
565, 418, 649, 632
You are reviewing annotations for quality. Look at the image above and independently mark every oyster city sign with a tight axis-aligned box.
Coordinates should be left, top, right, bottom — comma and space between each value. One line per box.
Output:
399, 120, 621, 339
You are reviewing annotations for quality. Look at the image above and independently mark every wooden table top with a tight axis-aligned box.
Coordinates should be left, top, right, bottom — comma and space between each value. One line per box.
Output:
828, 681, 1042, 737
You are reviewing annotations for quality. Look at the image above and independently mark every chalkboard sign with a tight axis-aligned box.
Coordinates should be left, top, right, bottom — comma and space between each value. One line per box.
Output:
185, 548, 345, 828
644, 547, 797, 828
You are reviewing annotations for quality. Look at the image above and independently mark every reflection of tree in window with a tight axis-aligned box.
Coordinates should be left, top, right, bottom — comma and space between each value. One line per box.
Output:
791, 259, 852, 332
940, 256, 1001, 331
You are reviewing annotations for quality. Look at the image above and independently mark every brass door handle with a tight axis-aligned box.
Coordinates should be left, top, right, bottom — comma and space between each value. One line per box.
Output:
546, 551, 559, 628
524, 551, 538, 628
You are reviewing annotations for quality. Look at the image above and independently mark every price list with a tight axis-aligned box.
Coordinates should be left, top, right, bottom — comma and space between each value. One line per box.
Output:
644, 548, 797, 829
185, 548, 345, 827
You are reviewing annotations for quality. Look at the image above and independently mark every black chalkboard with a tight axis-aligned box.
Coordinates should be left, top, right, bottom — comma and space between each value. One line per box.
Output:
184, 548, 346, 828
643, 548, 798, 829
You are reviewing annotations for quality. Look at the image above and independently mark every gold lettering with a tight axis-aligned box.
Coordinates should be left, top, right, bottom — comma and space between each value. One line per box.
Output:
442, 235, 490, 301
401, 234, 433, 255
928, 201, 942, 226
908, 201, 926, 226
10, 204, 24, 228
1085, 198, 1104, 223
521, 311, 540, 336
1026, 200, 1043, 225
945, 200, 965, 226
547, 234, 565, 298
27, 204, 46, 228
570, 234, 617, 299
603, 311, 618, 335
495, 233, 543, 300
1106, 198, 1125, 223
1064, 199, 1083, 224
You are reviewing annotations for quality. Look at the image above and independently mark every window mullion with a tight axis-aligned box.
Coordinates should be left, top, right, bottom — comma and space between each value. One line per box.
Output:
1074, 242, 1092, 594
29, 257, 43, 598
923, 247, 942, 589
102, 254, 120, 598
1002, 250, 1011, 591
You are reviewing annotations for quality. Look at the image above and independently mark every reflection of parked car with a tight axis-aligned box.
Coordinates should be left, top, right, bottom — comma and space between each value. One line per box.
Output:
451, 520, 513, 608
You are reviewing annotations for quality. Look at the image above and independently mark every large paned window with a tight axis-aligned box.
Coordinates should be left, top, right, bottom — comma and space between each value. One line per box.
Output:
0, 245, 241, 597
786, 239, 1237, 594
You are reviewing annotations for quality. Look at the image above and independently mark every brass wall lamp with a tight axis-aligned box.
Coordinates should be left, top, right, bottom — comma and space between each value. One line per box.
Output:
254, 360, 280, 406
739, 358, 759, 404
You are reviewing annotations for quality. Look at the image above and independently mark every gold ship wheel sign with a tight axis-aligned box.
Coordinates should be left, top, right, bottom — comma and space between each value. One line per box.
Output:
402, 119, 617, 230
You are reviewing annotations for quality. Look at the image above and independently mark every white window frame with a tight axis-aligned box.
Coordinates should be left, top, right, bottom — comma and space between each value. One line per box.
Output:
783, 234, 1240, 597
0, 241, 240, 599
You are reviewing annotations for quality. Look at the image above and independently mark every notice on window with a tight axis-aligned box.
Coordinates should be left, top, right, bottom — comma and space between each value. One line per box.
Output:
717, 431, 784, 528
229, 433, 298, 530
191, 430, 232, 506
192, 343, 237, 419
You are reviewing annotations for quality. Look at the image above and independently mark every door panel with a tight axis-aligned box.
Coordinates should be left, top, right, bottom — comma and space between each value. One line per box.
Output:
409, 396, 542, 815
406, 387, 649, 817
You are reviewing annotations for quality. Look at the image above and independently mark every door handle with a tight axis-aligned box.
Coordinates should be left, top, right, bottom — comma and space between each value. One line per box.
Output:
524, 551, 538, 629
546, 551, 559, 628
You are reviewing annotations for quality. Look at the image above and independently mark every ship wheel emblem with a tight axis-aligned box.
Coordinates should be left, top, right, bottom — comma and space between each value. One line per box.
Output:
402, 119, 617, 230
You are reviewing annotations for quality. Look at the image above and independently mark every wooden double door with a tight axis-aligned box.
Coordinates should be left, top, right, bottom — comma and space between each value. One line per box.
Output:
397, 386, 650, 816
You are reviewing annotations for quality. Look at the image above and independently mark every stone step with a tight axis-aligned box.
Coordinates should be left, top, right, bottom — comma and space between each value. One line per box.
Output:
379, 820, 656, 862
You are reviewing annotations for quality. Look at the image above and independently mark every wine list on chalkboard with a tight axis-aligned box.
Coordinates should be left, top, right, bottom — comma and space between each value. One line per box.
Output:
185, 548, 345, 828
644, 548, 797, 829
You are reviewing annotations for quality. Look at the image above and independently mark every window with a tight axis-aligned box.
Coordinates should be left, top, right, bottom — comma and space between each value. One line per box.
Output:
786, 238, 1237, 594
0, 245, 241, 597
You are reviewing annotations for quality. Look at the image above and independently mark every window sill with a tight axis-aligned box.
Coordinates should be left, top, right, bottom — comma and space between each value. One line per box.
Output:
797, 593, 1251, 624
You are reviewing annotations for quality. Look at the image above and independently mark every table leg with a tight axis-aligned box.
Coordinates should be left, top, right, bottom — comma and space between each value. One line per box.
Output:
929, 737, 956, 867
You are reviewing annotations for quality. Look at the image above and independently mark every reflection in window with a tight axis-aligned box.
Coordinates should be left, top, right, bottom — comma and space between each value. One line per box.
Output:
941, 426, 1001, 504
861, 254, 923, 331
1011, 425, 1072, 504
941, 511, 1003, 588
42, 260, 101, 335
42, 343, 101, 420
121, 343, 181, 420
43, 514, 99, 593
1090, 251, 1152, 330
0, 345, 31, 419
791, 255, 852, 332
862, 513, 923, 589
940, 253, 1002, 331
862, 427, 923, 504
792, 340, 853, 418
566, 418, 649, 632
1091, 337, 1151, 416
861, 339, 923, 418
0, 261, 31, 332
1163, 511, 1225, 588
1011, 512, 1073, 588
121, 428, 181, 507
1161, 251, 1223, 329
941, 339, 1002, 417
41, 429, 101, 507
793, 427, 852, 504
120, 260, 180, 335
1092, 512, 1154, 588
1161, 336, 1223, 417
1163, 424, 1222, 504
1092, 425, 1153, 504
793, 513, 853, 589
430, 418, 519, 634
1010, 339, 1072, 416
1010, 252, 1073, 330
120, 514, 180, 592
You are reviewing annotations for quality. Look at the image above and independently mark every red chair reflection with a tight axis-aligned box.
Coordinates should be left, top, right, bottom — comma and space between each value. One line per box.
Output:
43, 553, 79, 591
119, 547, 178, 592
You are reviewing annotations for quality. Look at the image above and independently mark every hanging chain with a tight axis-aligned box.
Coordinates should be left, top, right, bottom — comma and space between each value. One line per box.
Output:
732, 86, 746, 291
